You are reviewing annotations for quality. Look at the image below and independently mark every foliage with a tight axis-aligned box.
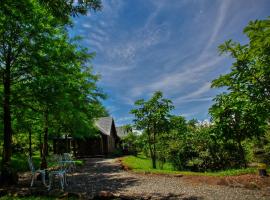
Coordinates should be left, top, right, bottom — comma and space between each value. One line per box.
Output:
121, 155, 258, 176
210, 17, 270, 167
130, 91, 174, 169
122, 131, 140, 156
0, 0, 104, 183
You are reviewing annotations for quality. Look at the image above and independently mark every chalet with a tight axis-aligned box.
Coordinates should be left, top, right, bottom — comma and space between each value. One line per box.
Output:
116, 126, 129, 139
53, 117, 120, 157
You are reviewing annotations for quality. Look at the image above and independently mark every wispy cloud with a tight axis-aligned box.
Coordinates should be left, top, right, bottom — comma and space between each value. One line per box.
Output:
71, 0, 270, 125
174, 82, 212, 105
201, 0, 232, 54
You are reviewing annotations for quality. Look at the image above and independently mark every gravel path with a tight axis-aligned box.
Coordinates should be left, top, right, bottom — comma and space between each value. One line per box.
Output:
65, 158, 270, 200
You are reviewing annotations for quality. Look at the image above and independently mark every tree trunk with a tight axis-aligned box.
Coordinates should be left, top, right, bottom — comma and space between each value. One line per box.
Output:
39, 131, 43, 158
151, 153, 157, 169
153, 130, 157, 169
28, 128, 32, 157
65, 134, 69, 152
146, 127, 157, 169
238, 140, 246, 168
0, 55, 18, 185
40, 110, 49, 169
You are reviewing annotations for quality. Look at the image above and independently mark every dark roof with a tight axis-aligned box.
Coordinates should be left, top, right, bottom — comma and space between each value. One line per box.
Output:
116, 126, 129, 138
95, 117, 114, 136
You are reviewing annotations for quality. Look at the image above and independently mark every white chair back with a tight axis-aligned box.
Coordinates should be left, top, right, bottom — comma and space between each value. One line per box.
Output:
63, 153, 72, 161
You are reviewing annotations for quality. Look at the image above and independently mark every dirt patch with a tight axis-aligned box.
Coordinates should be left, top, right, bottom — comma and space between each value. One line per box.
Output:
118, 158, 131, 171
182, 174, 270, 190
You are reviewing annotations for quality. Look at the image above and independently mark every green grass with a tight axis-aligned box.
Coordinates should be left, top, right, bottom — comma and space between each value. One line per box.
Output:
121, 155, 259, 177
10, 154, 41, 172
74, 160, 84, 166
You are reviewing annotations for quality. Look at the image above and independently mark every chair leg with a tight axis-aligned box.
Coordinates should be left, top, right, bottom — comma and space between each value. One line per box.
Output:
64, 173, 68, 186
30, 173, 35, 187
60, 174, 64, 190
48, 173, 53, 191
41, 172, 47, 186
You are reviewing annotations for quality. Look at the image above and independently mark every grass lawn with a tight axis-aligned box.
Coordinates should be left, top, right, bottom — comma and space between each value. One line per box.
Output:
121, 155, 259, 176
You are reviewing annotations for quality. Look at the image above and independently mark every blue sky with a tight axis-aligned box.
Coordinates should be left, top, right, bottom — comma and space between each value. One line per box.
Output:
69, 0, 270, 126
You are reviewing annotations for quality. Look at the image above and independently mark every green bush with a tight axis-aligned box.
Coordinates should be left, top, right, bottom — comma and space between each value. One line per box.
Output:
166, 125, 244, 172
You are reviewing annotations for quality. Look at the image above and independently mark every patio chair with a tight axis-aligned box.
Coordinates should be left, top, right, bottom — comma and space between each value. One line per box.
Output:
27, 157, 47, 187
47, 154, 68, 191
47, 168, 67, 190
60, 153, 76, 172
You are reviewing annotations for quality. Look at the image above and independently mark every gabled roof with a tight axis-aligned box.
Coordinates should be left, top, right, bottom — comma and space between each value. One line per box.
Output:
116, 126, 129, 138
95, 117, 114, 136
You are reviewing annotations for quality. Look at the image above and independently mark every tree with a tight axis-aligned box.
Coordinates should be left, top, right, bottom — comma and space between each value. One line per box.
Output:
212, 17, 270, 123
0, 0, 62, 183
210, 17, 270, 167
130, 91, 174, 169
209, 92, 266, 167
0, 0, 103, 184
39, 0, 102, 23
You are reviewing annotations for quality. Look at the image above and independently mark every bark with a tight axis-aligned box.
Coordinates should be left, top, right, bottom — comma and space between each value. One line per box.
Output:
39, 132, 43, 158
0, 49, 18, 185
238, 139, 247, 168
2, 60, 12, 168
28, 128, 32, 157
147, 127, 157, 169
40, 110, 49, 169
151, 153, 157, 169
152, 131, 157, 169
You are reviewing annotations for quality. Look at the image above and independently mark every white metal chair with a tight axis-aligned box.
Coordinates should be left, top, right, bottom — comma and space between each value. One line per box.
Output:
60, 153, 76, 172
48, 168, 67, 190
27, 157, 47, 187
47, 154, 68, 190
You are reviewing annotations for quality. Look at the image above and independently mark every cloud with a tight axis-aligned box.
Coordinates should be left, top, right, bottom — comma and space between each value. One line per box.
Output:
128, 54, 224, 99
200, 0, 232, 55
71, 0, 270, 125
174, 82, 212, 104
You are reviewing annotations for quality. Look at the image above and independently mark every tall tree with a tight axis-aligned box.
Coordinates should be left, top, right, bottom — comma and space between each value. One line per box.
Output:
0, 0, 103, 184
212, 17, 270, 121
130, 91, 174, 169
0, 0, 61, 183
210, 17, 270, 166
209, 92, 266, 166
39, 0, 102, 23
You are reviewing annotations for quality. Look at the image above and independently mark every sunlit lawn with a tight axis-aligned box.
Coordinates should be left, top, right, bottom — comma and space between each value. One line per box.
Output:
121, 154, 259, 176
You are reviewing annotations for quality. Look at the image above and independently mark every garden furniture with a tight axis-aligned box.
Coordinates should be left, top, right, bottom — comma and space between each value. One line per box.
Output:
60, 153, 76, 172
27, 157, 47, 187
47, 167, 67, 191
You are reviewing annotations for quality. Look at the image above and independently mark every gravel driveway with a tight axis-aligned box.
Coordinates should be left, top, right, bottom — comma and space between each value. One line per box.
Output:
65, 158, 270, 200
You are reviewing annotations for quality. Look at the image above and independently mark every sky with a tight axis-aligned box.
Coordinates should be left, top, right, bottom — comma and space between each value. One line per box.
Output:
69, 0, 270, 126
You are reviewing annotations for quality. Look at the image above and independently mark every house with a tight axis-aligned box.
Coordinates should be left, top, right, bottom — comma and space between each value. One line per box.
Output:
116, 126, 129, 139
52, 117, 120, 157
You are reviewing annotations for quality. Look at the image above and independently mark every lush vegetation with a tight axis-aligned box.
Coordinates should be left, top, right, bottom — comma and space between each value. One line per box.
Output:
0, 0, 106, 184
128, 17, 270, 173
0, 0, 269, 192
122, 155, 259, 176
